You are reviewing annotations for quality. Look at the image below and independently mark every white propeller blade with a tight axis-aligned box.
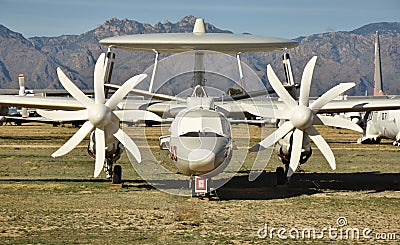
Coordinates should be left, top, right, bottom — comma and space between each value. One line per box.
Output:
37, 109, 88, 121
299, 56, 317, 107
52, 121, 94, 157
114, 110, 163, 122
305, 126, 336, 170
94, 53, 106, 104
113, 128, 141, 163
314, 115, 363, 132
267, 64, 297, 107
240, 103, 289, 119
249, 121, 294, 152
94, 128, 105, 178
287, 129, 303, 177
106, 74, 147, 109
57, 68, 93, 108
310, 83, 356, 113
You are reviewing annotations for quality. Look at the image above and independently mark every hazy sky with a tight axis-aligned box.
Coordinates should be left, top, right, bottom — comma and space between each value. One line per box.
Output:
0, 0, 399, 38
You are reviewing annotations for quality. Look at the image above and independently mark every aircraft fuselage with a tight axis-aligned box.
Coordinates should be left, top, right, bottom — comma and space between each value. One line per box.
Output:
164, 107, 233, 176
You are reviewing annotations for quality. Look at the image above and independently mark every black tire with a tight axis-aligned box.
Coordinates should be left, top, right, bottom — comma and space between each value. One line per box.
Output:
112, 165, 122, 184
276, 167, 286, 185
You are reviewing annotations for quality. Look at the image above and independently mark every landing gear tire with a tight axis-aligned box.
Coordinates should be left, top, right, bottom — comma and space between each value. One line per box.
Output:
112, 165, 122, 184
276, 167, 287, 185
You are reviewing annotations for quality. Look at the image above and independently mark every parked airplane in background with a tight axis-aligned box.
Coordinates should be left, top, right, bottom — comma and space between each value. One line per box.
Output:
1, 19, 400, 194
358, 31, 400, 146
0, 74, 85, 126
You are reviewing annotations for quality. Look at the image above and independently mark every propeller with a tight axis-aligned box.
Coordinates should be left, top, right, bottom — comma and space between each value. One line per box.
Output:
249, 56, 362, 177
40, 53, 148, 177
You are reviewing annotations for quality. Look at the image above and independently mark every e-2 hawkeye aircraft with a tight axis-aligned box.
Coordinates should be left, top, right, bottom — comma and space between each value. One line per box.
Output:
1, 19, 400, 194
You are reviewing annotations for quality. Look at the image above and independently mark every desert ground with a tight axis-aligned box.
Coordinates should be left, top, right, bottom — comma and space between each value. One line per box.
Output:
0, 123, 399, 244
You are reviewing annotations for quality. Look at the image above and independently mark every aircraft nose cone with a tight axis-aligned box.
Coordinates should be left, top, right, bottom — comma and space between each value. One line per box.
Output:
188, 149, 215, 172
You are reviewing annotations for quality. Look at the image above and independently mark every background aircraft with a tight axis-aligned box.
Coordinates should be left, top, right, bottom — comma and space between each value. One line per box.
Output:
0, 74, 86, 126
358, 32, 400, 146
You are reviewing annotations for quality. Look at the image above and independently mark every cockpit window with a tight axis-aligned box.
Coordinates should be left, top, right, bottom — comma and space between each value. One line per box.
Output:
171, 110, 231, 137
180, 132, 224, 137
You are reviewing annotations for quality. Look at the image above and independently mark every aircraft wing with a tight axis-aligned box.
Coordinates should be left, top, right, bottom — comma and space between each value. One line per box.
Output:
0, 95, 85, 110
2, 116, 85, 125
240, 97, 400, 118
317, 98, 400, 113
3, 92, 400, 121
0, 95, 157, 112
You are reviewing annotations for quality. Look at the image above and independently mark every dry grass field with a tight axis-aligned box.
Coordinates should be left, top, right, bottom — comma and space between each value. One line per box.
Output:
0, 123, 399, 244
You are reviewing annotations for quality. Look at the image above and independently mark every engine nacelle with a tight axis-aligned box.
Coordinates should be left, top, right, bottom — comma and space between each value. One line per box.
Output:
87, 131, 123, 162
276, 144, 312, 165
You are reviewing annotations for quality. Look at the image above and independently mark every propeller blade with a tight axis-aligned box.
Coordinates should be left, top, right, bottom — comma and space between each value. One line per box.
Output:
52, 121, 94, 157
37, 109, 88, 121
287, 129, 303, 177
314, 115, 363, 132
113, 110, 163, 122
305, 126, 336, 170
94, 127, 105, 178
266, 65, 297, 108
240, 103, 289, 119
94, 53, 106, 104
249, 121, 294, 152
310, 83, 356, 113
106, 74, 147, 109
113, 128, 141, 163
57, 68, 94, 108
299, 56, 317, 107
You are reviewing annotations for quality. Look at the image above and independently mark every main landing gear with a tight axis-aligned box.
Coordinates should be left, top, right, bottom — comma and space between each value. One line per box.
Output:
112, 165, 122, 185
104, 161, 123, 185
276, 166, 287, 185
89, 141, 123, 185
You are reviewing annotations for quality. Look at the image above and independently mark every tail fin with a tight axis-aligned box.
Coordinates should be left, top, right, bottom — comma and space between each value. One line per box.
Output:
18, 74, 25, 96
374, 31, 384, 96
17, 74, 28, 118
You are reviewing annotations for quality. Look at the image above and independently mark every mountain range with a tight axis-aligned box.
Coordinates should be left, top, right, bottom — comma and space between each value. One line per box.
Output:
0, 15, 399, 96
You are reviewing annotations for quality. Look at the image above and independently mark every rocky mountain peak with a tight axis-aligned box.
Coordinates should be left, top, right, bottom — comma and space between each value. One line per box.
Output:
351, 22, 400, 35
0, 24, 30, 45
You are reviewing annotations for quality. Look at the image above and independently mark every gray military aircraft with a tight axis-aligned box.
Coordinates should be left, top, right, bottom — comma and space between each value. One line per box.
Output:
1, 19, 400, 193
